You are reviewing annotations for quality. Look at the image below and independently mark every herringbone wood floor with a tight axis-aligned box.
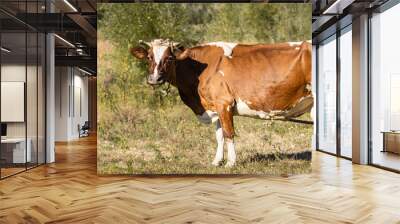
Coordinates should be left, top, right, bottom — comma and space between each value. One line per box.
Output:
1, 135, 400, 224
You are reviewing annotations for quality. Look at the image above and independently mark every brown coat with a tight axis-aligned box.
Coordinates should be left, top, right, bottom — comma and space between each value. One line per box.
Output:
193, 42, 312, 139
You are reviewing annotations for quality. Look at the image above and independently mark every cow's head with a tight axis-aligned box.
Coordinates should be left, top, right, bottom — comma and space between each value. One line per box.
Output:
130, 39, 182, 85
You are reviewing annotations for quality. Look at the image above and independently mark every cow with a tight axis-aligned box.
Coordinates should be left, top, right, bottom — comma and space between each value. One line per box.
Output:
130, 39, 312, 167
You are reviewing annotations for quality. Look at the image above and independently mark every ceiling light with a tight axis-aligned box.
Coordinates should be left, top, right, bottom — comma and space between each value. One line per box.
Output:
63, 0, 78, 12
54, 34, 75, 48
322, 0, 355, 15
76, 48, 85, 55
1, 47, 11, 53
78, 67, 93, 76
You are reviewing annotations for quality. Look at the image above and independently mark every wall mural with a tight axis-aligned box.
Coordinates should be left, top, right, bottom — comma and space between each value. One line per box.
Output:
97, 3, 313, 175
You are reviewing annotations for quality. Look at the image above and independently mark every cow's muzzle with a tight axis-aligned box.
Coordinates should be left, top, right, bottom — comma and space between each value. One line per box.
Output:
147, 74, 165, 85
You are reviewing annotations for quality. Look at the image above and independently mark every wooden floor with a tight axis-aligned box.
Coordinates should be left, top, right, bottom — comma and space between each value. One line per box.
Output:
1, 167, 26, 178
1, 135, 400, 223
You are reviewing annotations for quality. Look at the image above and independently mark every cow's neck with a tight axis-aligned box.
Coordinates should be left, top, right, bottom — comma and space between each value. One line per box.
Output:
165, 58, 207, 115
165, 62, 178, 87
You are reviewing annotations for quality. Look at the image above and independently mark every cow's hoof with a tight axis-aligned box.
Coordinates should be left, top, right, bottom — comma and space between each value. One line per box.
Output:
225, 161, 236, 168
212, 159, 223, 167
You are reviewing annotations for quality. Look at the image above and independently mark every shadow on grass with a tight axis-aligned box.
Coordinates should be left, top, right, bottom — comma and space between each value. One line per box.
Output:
240, 150, 312, 165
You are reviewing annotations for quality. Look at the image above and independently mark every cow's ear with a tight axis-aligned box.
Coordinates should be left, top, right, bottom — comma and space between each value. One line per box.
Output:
174, 48, 191, 60
130, 46, 147, 59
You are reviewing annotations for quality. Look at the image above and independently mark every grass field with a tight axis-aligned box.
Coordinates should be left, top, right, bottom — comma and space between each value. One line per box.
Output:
98, 102, 313, 176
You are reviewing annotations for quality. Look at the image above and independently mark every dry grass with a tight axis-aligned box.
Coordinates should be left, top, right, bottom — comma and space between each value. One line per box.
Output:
98, 103, 312, 175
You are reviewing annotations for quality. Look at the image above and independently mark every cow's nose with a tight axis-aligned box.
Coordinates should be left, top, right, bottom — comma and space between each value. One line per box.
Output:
156, 76, 164, 82
147, 75, 163, 85
147, 75, 157, 85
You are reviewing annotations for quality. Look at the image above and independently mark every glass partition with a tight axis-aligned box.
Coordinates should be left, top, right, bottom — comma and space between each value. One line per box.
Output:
38, 32, 45, 165
1, 30, 28, 177
371, 3, 400, 171
339, 26, 352, 158
0, 2, 46, 179
27, 31, 38, 169
317, 35, 337, 154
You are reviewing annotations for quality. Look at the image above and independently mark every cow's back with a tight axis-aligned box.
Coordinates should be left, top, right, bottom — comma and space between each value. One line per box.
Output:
199, 41, 312, 116
232, 42, 300, 55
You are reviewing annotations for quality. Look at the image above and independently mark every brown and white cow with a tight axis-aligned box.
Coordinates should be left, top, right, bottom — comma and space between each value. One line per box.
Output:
130, 39, 312, 167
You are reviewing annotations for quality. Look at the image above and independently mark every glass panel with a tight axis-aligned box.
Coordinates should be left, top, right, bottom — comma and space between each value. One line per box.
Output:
317, 35, 337, 154
371, 4, 400, 171
38, 32, 45, 165
1, 30, 27, 177
27, 31, 38, 169
339, 27, 352, 158
0, 1, 46, 178
26, 0, 40, 169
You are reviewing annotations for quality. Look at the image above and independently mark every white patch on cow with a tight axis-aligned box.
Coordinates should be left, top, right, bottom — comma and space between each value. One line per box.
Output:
212, 120, 224, 166
235, 98, 284, 120
197, 110, 219, 124
305, 83, 312, 92
225, 140, 236, 167
218, 70, 225, 76
311, 104, 315, 121
236, 98, 269, 119
152, 45, 168, 74
203, 42, 237, 56
295, 47, 300, 50
288, 41, 302, 47
310, 90, 315, 121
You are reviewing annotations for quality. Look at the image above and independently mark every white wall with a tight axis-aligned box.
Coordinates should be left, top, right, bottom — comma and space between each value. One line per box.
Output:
55, 66, 70, 141
1, 65, 26, 142
54, 67, 89, 141
1, 64, 25, 81
1, 65, 33, 138
72, 73, 89, 138
1, 63, 46, 164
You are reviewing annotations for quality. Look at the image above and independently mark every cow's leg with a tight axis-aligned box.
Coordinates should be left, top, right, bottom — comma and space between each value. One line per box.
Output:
212, 120, 224, 166
216, 104, 236, 167
226, 139, 236, 168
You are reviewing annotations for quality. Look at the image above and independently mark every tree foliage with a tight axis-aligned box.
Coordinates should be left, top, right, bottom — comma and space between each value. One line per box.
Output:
99, 3, 311, 46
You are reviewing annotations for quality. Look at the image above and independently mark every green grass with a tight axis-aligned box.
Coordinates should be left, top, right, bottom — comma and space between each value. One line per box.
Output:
97, 102, 312, 175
